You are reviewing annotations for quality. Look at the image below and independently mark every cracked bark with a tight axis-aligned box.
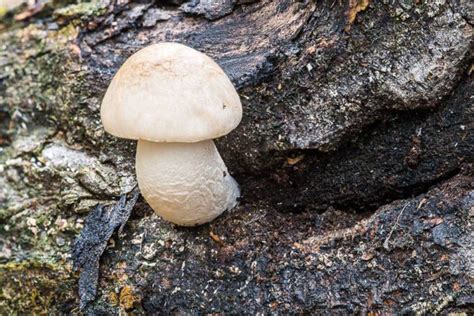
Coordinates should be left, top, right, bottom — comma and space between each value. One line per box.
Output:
0, 0, 473, 314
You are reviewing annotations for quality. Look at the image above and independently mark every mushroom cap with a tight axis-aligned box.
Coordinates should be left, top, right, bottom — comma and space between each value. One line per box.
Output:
100, 42, 242, 142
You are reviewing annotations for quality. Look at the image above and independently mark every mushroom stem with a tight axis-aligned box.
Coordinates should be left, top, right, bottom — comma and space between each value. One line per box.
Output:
136, 139, 240, 226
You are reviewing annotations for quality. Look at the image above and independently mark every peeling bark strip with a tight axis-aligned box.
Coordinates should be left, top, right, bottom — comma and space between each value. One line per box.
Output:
72, 188, 139, 309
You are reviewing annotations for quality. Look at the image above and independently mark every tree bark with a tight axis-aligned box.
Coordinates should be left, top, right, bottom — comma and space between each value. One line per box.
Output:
0, 0, 472, 314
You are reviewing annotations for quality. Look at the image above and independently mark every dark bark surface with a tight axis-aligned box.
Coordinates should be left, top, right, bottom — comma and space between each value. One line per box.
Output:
112, 167, 473, 314
0, 0, 473, 314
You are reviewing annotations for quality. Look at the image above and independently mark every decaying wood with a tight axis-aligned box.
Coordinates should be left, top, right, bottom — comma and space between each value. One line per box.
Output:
0, 0, 472, 313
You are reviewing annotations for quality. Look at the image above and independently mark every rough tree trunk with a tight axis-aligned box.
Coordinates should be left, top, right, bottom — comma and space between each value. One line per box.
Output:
0, 0, 473, 314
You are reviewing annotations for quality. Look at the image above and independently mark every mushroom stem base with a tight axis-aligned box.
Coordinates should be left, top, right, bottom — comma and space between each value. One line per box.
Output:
136, 139, 240, 226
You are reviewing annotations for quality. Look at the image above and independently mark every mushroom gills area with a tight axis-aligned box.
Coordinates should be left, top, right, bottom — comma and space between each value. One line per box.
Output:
136, 139, 240, 226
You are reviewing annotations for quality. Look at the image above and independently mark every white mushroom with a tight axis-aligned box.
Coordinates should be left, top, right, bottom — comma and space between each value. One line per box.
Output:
100, 42, 242, 226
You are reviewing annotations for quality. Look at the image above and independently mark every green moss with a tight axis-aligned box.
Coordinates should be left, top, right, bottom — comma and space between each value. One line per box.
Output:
0, 7, 120, 313
0, 22, 88, 134
0, 20, 88, 290
54, 1, 107, 20
0, 7, 8, 19
0, 260, 77, 314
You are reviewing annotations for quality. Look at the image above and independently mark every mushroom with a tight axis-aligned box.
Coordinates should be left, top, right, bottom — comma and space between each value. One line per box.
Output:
100, 42, 242, 226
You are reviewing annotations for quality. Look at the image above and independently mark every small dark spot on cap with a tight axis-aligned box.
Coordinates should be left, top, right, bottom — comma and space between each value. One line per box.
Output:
223, 103, 227, 109
223, 171, 227, 177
